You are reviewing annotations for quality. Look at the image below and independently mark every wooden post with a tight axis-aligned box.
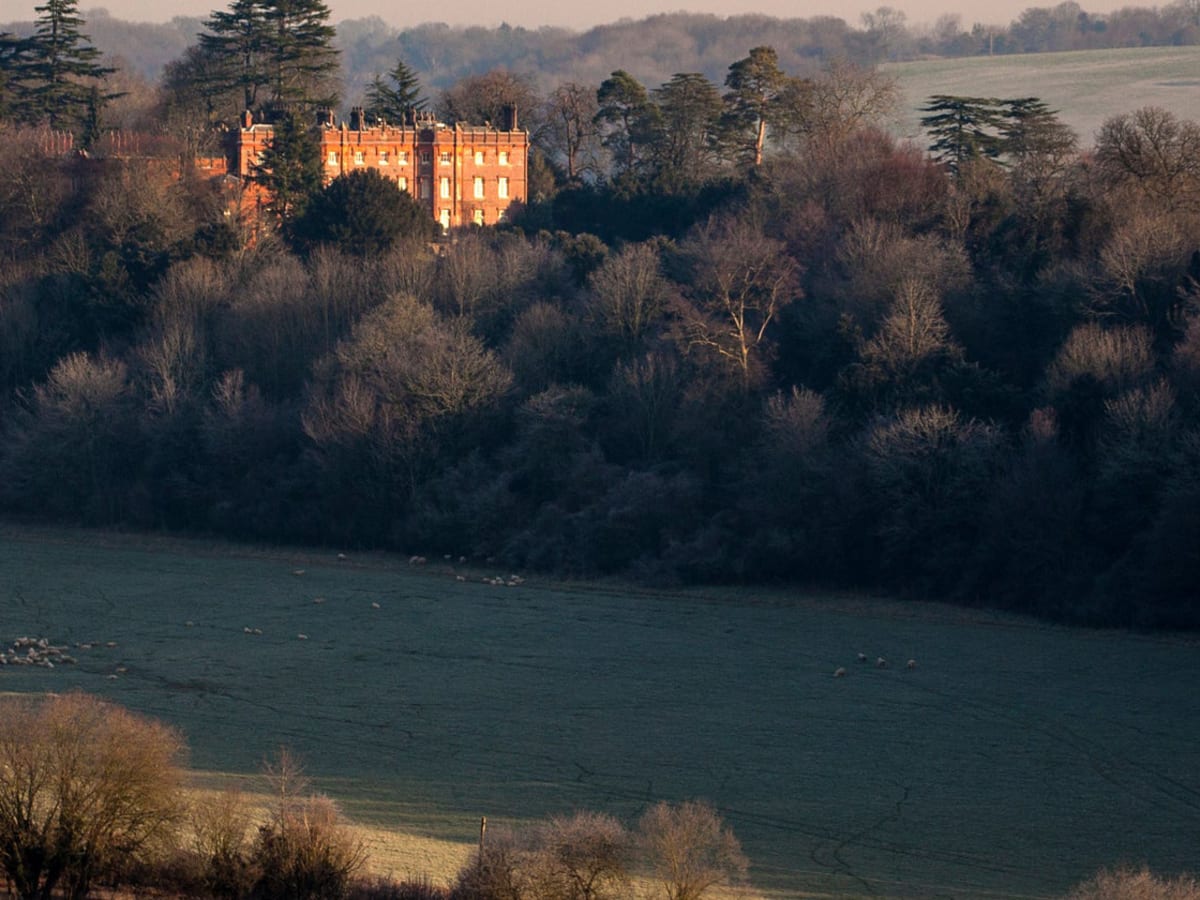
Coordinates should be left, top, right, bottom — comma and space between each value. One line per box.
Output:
479, 815, 487, 856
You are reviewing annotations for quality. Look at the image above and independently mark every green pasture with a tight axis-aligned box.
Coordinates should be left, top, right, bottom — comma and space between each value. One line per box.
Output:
887, 45, 1200, 147
2, 527, 1199, 898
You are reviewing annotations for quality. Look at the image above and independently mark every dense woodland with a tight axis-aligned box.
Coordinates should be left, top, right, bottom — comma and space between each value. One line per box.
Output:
0, 0, 1198, 629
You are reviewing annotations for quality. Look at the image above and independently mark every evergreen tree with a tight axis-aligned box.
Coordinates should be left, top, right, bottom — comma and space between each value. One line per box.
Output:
199, 0, 273, 114
253, 110, 323, 232
199, 0, 339, 119
651, 72, 724, 189
999, 96, 1077, 163
721, 46, 787, 168
920, 94, 1005, 174
8, 0, 115, 132
363, 57, 425, 125
293, 168, 438, 254
0, 33, 26, 119
594, 70, 659, 181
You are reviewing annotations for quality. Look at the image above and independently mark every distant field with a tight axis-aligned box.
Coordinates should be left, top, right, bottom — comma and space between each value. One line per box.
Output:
2, 526, 1200, 898
887, 46, 1200, 148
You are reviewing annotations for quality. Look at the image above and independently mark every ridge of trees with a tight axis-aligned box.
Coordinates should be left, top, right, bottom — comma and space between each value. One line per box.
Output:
1, 0, 1199, 628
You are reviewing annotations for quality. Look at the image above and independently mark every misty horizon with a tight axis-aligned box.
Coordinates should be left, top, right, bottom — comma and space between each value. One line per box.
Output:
0, 0, 1162, 32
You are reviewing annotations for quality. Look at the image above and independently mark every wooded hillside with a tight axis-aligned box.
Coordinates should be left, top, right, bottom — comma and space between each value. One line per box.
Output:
1, 0, 1198, 628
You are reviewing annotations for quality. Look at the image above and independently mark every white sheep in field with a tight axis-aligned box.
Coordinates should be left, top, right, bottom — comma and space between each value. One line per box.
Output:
857, 652, 868, 663
834, 667, 847, 678
906, 658, 917, 670
876, 656, 888, 668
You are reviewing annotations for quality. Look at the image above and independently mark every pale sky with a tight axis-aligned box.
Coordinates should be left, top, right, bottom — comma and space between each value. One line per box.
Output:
0, 0, 1156, 31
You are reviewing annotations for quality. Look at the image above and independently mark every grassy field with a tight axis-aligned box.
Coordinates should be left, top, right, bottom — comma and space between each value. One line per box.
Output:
2, 526, 1199, 898
887, 45, 1200, 147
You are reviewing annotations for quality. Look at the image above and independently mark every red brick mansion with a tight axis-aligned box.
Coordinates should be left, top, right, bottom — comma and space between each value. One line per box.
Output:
227, 107, 529, 231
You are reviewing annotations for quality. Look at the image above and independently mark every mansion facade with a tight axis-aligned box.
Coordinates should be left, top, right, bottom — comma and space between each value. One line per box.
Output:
227, 107, 529, 230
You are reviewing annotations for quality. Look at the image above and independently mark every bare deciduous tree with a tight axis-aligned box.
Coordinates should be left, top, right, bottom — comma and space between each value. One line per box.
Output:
671, 216, 800, 390
539, 82, 601, 182
802, 60, 899, 149
586, 241, 670, 345
858, 277, 958, 377
1095, 107, 1200, 209
1045, 322, 1156, 400
0, 692, 185, 900
637, 800, 748, 900
535, 811, 630, 900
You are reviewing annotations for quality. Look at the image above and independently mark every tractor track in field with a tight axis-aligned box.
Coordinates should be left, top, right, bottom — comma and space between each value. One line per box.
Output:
896, 676, 1200, 822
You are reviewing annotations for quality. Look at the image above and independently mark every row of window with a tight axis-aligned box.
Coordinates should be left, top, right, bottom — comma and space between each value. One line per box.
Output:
373, 174, 510, 202
439, 176, 510, 199
330, 149, 515, 167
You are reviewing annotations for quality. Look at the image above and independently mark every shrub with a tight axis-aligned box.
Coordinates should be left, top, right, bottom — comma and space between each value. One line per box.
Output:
450, 827, 524, 900
1064, 866, 1200, 900
250, 751, 367, 900
348, 874, 450, 900
191, 786, 256, 898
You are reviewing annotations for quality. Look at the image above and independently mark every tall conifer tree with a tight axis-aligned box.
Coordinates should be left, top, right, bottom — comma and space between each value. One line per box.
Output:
9, 0, 114, 132
253, 109, 322, 231
721, 46, 787, 168
199, 0, 339, 119
363, 57, 425, 124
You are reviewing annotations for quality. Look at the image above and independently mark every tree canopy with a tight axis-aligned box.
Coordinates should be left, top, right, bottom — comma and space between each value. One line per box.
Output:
293, 168, 439, 254
196, 0, 339, 120
0, 0, 115, 133
363, 56, 425, 124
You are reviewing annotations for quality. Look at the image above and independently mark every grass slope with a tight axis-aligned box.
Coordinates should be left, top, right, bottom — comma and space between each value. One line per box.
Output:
887, 46, 1200, 147
2, 526, 1199, 898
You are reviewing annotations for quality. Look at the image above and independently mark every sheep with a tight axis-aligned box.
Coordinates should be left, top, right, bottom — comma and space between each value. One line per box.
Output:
834, 667, 847, 678
371, 602, 381, 609
876, 657, 888, 668
857, 652, 868, 663
906, 658, 917, 670
297, 634, 308, 640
